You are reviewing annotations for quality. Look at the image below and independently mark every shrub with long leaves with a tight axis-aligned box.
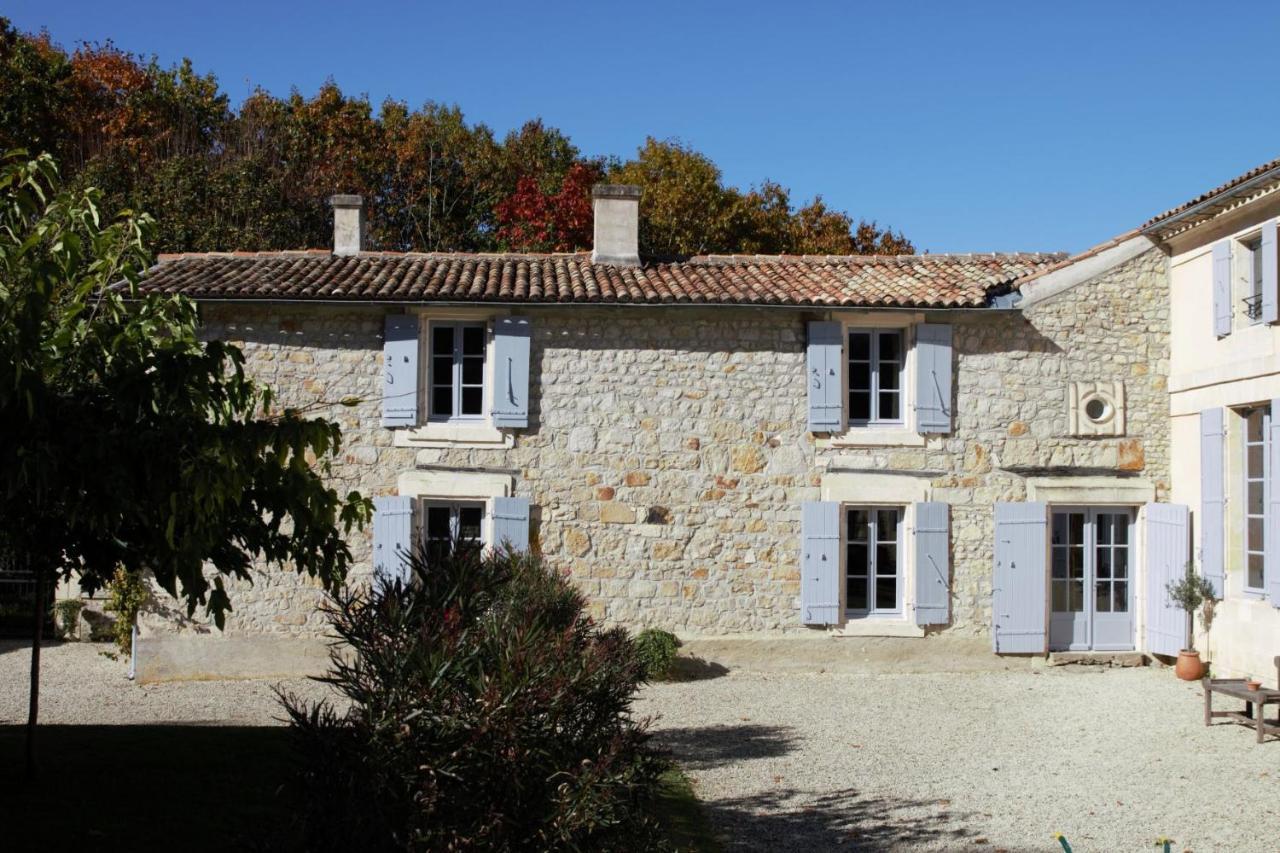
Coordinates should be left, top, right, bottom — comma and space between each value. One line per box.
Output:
281, 546, 668, 852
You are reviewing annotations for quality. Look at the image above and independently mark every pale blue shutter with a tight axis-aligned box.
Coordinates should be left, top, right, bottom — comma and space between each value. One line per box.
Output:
1145, 502, 1190, 657
992, 502, 1047, 654
800, 501, 840, 625
913, 502, 950, 625
382, 315, 419, 427
492, 316, 531, 428
1268, 401, 1280, 607
1263, 219, 1278, 325
373, 496, 414, 583
492, 496, 530, 552
1212, 240, 1232, 338
1200, 408, 1225, 597
915, 323, 953, 434
806, 321, 844, 433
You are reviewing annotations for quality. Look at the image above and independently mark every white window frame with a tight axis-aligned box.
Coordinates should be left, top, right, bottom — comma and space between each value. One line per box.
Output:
1242, 405, 1269, 595
427, 320, 488, 424
847, 328, 906, 428
844, 505, 904, 617
1236, 234, 1265, 327
420, 500, 487, 557
823, 313, 923, 448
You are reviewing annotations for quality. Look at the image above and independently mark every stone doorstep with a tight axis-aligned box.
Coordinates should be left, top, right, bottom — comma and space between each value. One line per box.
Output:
1046, 651, 1148, 668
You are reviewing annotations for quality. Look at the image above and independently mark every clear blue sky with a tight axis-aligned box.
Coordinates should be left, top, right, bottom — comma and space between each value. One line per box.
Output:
8, 0, 1280, 253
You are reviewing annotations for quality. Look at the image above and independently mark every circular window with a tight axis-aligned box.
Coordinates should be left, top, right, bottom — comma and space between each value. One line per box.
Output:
1084, 396, 1112, 423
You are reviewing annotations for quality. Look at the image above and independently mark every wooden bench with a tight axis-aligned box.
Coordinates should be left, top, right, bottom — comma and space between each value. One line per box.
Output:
1203, 656, 1280, 744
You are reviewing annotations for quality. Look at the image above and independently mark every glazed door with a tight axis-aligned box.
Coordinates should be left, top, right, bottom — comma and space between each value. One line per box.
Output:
1049, 508, 1134, 651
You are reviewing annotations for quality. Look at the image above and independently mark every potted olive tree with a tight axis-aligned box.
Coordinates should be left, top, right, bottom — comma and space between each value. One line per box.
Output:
1166, 562, 1217, 680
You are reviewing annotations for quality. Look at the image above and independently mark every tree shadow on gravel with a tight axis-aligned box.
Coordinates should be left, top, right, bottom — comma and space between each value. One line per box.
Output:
653, 723, 798, 770
702, 787, 979, 852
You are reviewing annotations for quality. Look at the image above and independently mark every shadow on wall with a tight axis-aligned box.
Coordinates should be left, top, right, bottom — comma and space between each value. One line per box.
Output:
700, 787, 979, 852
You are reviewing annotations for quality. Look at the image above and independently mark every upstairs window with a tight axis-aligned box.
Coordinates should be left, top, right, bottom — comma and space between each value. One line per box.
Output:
848, 329, 904, 426
1244, 406, 1269, 592
429, 322, 486, 421
1240, 236, 1265, 324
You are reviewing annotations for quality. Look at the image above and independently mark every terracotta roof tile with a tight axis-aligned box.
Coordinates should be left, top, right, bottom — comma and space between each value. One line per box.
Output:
1142, 153, 1280, 234
136, 250, 1067, 309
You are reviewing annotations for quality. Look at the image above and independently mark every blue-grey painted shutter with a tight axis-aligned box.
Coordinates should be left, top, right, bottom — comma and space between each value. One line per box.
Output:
915, 323, 953, 434
1200, 407, 1225, 598
1263, 219, 1278, 325
806, 321, 844, 433
492, 316, 531, 428
382, 315, 419, 427
1212, 240, 1232, 337
492, 496, 530, 552
992, 502, 1047, 654
373, 496, 414, 583
1145, 502, 1190, 657
800, 500, 840, 625
1268, 401, 1280, 607
913, 502, 950, 625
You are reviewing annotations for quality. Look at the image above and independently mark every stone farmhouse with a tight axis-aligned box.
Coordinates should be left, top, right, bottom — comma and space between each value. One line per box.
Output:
118, 158, 1279, 682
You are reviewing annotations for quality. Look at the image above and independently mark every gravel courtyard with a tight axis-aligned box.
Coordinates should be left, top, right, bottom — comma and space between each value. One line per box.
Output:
638, 658, 1280, 852
5, 640, 1279, 852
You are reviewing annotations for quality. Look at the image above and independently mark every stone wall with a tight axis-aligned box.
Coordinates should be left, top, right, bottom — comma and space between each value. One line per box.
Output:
137, 247, 1170, 672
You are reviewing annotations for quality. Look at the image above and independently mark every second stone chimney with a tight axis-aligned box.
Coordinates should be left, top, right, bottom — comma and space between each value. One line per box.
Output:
591, 184, 641, 265
330, 194, 364, 256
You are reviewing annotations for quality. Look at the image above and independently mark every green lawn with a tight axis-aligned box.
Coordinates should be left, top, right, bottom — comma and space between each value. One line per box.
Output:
0, 724, 716, 852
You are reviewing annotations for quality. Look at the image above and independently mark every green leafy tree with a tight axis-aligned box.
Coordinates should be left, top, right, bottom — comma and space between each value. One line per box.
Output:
0, 152, 371, 775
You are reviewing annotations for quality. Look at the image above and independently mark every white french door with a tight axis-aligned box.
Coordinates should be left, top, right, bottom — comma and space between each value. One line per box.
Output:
1049, 507, 1135, 652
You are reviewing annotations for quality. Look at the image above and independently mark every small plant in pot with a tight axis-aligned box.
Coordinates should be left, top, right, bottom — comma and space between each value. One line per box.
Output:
1165, 561, 1217, 680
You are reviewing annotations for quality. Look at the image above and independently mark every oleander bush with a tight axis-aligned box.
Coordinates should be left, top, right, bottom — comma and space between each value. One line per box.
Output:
281, 545, 668, 852
634, 628, 682, 681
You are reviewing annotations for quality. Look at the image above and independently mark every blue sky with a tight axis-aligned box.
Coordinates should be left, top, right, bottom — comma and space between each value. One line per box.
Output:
8, 1, 1280, 253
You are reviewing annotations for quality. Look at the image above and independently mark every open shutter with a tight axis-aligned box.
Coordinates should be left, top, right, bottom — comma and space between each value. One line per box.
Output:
492, 316, 531, 428
492, 496, 531, 553
992, 502, 1047, 654
1200, 408, 1225, 598
913, 502, 950, 625
915, 324, 953, 434
382, 315, 419, 427
806, 321, 844, 433
800, 501, 840, 625
1263, 219, 1278, 325
1269, 401, 1280, 607
1145, 502, 1190, 657
1212, 240, 1233, 338
373, 496, 414, 583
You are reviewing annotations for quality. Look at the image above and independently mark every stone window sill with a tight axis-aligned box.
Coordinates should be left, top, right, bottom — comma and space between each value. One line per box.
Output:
823, 428, 925, 448
831, 618, 924, 638
393, 421, 513, 450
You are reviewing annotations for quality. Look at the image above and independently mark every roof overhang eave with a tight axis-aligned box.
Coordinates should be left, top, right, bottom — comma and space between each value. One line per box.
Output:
1141, 165, 1280, 239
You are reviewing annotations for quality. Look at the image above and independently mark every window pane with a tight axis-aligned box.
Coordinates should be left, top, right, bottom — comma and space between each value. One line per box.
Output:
462, 326, 485, 356
877, 332, 901, 363
1249, 481, 1265, 516
426, 506, 451, 539
1249, 553, 1265, 590
458, 506, 483, 543
1248, 445, 1264, 476
1051, 548, 1067, 580
1096, 514, 1113, 545
432, 326, 454, 355
849, 363, 871, 392
1069, 580, 1084, 612
847, 543, 869, 575
1068, 546, 1084, 580
875, 576, 897, 610
462, 357, 484, 385
1096, 548, 1112, 580
433, 356, 454, 386
432, 387, 453, 417
1113, 581, 1128, 613
1052, 581, 1068, 612
848, 510, 869, 540
1095, 580, 1112, 613
847, 575, 868, 610
1248, 517, 1264, 551
876, 544, 897, 577
461, 387, 483, 415
875, 510, 899, 541
849, 332, 870, 361
1052, 513, 1067, 546
850, 391, 871, 421
1068, 513, 1084, 545
878, 365, 900, 391
1113, 548, 1128, 580
1112, 517, 1128, 546
1247, 409, 1265, 442
879, 392, 900, 421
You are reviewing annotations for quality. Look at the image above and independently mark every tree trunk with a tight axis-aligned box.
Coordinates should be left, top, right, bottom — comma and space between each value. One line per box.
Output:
26, 562, 44, 779
1185, 608, 1195, 653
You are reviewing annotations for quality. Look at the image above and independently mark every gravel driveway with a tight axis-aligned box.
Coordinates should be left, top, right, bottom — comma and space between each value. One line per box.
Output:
639, 665, 1280, 852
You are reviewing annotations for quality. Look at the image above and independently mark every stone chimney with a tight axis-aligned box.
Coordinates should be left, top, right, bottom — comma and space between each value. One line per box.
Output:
591, 184, 642, 265
330, 194, 364, 256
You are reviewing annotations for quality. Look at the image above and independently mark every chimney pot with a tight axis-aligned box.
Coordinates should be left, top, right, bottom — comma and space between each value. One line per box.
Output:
591, 184, 641, 265
330, 194, 364, 256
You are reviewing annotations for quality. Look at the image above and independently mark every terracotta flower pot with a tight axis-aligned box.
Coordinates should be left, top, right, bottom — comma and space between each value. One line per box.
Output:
1246, 680, 1262, 691
1175, 649, 1204, 681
